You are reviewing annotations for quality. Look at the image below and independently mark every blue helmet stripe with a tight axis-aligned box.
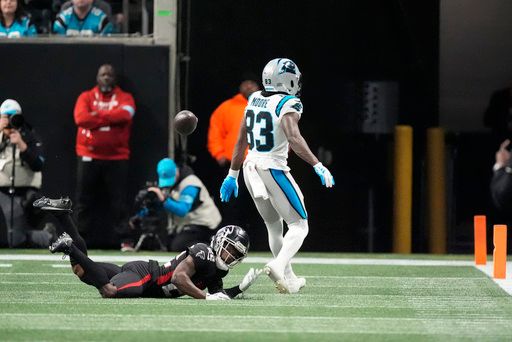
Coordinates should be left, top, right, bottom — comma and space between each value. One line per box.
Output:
270, 169, 307, 219
276, 95, 295, 117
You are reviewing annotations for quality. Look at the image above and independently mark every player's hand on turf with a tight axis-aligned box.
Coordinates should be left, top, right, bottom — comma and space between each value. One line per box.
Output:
239, 268, 262, 292
313, 162, 335, 188
206, 292, 231, 300
220, 175, 238, 202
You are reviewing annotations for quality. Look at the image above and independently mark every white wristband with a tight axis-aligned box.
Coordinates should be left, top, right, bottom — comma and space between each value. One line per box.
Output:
313, 162, 322, 168
228, 169, 240, 178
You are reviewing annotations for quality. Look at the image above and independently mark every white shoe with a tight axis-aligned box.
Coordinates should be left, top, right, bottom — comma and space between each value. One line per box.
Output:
287, 277, 306, 294
264, 262, 290, 294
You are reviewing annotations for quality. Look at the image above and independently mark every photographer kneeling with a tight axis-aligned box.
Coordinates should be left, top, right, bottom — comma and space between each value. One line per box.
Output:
0, 99, 53, 248
129, 157, 221, 251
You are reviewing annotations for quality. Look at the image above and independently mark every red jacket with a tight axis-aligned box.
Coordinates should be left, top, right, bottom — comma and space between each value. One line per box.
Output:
74, 86, 135, 160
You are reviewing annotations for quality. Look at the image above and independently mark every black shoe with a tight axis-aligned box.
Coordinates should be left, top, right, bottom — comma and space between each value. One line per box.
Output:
33, 196, 72, 213
49, 232, 73, 254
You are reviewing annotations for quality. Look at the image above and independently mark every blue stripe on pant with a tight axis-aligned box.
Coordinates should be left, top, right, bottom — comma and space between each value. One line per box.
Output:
269, 169, 307, 220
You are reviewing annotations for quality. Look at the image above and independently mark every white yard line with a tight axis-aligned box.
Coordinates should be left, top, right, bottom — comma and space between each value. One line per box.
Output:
1, 253, 511, 295
0, 254, 475, 266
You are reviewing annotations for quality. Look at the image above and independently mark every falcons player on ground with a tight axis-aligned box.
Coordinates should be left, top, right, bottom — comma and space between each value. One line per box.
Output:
34, 197, 261, 300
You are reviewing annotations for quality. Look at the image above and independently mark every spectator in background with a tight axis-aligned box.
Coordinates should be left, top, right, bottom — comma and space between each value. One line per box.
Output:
0, 99, 54, 248
0, 0, 37, 38
207, 76, 260, 168
23, 0, 54, 34
484, 85, 512, 147
490, 139, 512, 214
73, 64, 135, 248
207, 75, 260, 227
53, 0, 112, 36
129, 158, 222, 252
103, 0, 124, 33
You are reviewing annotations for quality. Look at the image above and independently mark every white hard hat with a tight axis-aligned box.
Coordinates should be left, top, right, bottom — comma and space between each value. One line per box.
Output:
0, 99, 22, 115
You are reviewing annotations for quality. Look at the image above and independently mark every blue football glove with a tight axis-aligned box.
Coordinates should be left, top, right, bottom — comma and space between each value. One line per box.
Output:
220, 174, 239, 202
313, 162, 335, 188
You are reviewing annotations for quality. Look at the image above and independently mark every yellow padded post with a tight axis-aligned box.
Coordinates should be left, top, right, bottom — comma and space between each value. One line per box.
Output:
393, 125, 413, 253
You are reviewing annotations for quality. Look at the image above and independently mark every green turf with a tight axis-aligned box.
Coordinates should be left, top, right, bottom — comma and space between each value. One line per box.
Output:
1, 252, 512, 341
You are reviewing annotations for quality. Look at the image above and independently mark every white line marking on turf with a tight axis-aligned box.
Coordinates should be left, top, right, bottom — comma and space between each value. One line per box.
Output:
0, 281, 79, 285
51, 264, 73, 268
0, 254, 475, 266
0, 272, 74, 276
475, 262, 512, 295
0, 264, 11, 267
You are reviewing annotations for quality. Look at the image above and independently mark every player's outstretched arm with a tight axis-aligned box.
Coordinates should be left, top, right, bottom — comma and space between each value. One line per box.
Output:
171, 256, 207, 299
220, 118, 249, 202
282, 113, 335, 188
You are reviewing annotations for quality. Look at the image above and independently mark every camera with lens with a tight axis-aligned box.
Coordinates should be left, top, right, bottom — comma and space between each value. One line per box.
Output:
134, 188, 162, 213
128, 184, 169, 251
131, 184, 167, 234
0, 114, 27, 154
6, 113, 25, 130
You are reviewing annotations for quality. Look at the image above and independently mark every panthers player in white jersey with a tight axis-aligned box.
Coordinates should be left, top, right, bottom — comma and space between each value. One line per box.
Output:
220, 58, 335, 294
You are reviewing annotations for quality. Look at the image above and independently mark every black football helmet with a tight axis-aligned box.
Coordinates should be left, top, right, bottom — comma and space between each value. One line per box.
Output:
211, 225, 250, 270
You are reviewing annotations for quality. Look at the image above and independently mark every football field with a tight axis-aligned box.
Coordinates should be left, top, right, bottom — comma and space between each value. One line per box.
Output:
1, 251, 512, 341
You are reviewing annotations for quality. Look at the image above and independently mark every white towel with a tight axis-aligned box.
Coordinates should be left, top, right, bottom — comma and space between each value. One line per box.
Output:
244, 161, 269, 200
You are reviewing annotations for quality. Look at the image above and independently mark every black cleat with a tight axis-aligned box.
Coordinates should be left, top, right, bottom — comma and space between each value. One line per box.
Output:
49, 232, 73, 254
33, 196, 73, 213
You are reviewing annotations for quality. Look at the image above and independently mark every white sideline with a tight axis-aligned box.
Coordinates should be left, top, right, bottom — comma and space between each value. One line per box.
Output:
475, 262, 512, 295
1, 253, 511, 295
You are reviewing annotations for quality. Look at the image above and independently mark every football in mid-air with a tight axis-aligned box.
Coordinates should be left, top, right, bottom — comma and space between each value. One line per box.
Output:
174, 110, 198, 136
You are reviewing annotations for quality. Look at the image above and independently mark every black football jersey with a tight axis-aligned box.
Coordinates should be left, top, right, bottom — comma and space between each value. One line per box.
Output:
157, 243, 228, 298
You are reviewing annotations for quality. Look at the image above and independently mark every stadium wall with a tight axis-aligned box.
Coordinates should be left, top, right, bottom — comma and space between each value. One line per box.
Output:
0, 42, 170, 219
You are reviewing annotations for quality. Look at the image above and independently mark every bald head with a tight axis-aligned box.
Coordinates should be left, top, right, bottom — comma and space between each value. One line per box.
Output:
96, 64, 117, 94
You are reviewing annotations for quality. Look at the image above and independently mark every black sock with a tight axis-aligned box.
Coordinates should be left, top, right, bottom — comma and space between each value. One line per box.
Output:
68, 244, 110, 289
55, 213, 88, 265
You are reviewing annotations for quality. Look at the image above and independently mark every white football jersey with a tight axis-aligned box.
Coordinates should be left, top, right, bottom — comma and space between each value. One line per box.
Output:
243, 91, 304, 170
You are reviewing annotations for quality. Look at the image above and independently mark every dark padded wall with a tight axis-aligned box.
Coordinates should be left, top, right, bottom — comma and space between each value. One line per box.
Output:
183, 0, 439, 252
0, 43, 169, 210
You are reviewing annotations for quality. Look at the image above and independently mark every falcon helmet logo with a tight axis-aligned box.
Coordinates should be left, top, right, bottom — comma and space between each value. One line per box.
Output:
195, 250, 205, 260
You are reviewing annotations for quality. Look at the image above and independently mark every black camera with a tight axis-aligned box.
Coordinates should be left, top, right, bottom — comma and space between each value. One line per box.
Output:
129, 187, 169, 251
6, 113, 25, 130
132, 188, 167, 234
134, 189, 162, 213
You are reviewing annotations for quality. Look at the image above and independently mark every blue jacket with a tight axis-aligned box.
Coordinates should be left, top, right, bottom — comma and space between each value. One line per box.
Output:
0, 17, 37, 38
53, 6, 113, 36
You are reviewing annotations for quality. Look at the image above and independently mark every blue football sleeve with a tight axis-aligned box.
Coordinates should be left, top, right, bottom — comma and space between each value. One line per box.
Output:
163, 186, 200, 217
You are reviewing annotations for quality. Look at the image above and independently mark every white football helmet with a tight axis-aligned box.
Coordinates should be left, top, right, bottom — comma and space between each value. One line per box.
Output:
262, 58, 302, 96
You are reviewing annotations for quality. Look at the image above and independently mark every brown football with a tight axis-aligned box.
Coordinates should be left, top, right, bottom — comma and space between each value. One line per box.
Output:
174, 110, 198, 136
